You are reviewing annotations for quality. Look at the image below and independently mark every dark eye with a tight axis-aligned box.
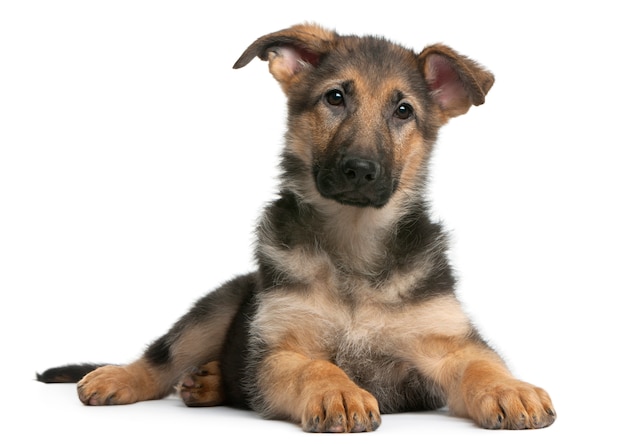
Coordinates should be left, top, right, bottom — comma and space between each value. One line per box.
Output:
394, 103, 414, 120
325, 89, 345, 106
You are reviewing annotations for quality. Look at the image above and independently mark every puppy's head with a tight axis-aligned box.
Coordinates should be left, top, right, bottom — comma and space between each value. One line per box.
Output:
234, 24, 494, 209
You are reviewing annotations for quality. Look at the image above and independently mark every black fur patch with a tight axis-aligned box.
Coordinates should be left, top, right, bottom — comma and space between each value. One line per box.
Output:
145, 336, 171, 367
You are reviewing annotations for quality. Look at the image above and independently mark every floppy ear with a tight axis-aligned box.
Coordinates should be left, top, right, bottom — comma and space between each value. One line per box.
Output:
233, 23, 337, 92
418, 44, 495, 121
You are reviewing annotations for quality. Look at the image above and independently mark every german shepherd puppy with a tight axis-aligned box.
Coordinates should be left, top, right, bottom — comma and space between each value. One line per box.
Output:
38, 23, 556, 432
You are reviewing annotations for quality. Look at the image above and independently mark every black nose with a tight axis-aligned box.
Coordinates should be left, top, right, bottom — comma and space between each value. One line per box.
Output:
341, 157, 381, 185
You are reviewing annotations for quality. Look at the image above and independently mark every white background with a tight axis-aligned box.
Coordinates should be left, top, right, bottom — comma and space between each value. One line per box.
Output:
1, 1, 624, 442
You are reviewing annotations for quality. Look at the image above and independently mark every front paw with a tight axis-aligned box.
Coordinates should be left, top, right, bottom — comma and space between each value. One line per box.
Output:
465, 377, 556, 429
302, 386, 381, 433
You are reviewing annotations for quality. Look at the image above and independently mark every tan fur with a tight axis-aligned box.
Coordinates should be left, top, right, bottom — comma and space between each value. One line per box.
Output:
75, 294, 241, 405
171, 324, 228, 370
253, 290, 471, 360
77, 359, 162, 405
257, 350, 381, 432
177, 361, 225, 407
252, 290, 478, 430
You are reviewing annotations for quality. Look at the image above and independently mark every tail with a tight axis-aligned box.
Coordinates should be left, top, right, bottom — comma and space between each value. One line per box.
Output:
36, 363, 109, 383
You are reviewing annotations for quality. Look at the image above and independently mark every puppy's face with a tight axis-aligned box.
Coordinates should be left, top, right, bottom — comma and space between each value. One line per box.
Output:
233, 24, 494, 209
284, 38, 439, 208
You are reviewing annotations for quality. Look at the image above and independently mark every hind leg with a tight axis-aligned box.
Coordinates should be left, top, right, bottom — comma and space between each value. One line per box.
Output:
177, 361, 225, 407
75, 274, 254, 406
76, 328, 221, 406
